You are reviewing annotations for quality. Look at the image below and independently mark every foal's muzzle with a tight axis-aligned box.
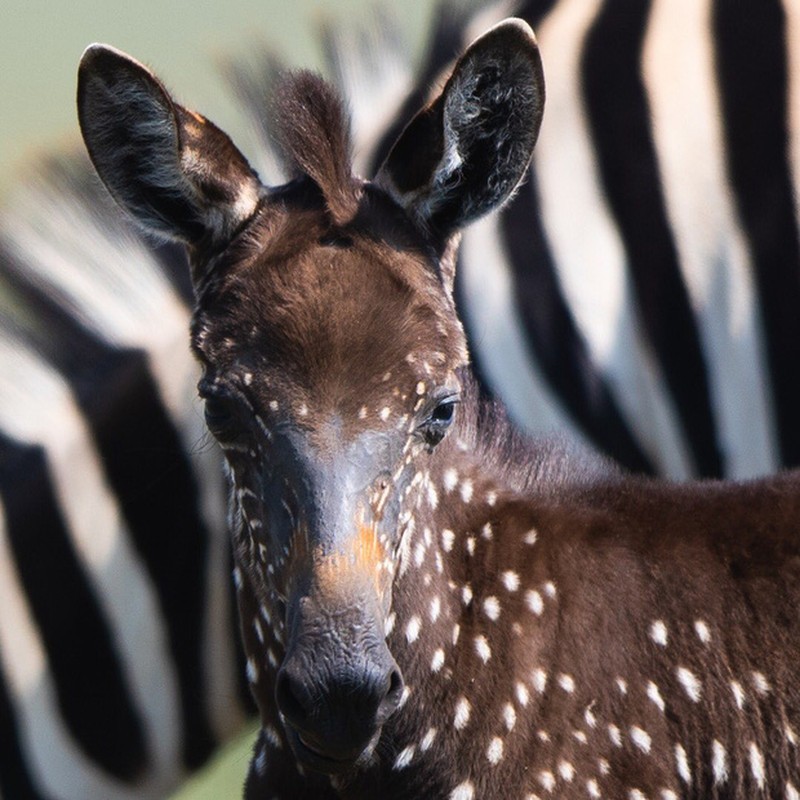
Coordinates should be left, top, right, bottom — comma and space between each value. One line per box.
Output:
276, 639, 404, 773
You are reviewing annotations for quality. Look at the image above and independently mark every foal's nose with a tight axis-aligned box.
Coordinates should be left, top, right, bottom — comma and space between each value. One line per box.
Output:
276, 650, 404, 768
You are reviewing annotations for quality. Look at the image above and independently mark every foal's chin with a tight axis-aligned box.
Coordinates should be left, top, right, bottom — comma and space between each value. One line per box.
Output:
285, 724, 382, 775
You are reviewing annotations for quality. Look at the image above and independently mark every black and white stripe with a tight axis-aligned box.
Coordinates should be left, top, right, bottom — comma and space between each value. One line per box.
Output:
1, 0, 798, 796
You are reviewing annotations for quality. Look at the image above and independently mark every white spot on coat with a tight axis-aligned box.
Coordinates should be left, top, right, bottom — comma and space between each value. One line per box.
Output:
526, 589, 544, 616
449, 781, 474, 800
393, 745, 415, 770
694, 619, 711, 643
487, 737, 504, 764
712, 739, 728, 786
631, 726, 652, 754
677, 666, 702, 702
647, 680, 665, 712
406, 616, 421, 643
475, 635, 492, 663
675, 743, 691, 784
538, 771, 556, 792
516, 682, 530, 707
454, 697, 471, 729
749, 742, 765, 789
558, 761, 575, 782
503, 703, 516, 731
483, 596, 501, 620
649, 619, 668, 646
731, 680, 745, 709
421, 728, 437, 751
502, 570, 520, 591
752, 671, 770, 695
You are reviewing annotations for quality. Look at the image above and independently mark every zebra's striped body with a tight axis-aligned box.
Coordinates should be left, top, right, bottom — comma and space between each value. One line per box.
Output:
0, 165, 251, 798
1, 0, 798, 796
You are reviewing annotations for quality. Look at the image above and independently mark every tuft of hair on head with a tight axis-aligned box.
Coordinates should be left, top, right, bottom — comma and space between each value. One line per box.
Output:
272, 70, 360, 225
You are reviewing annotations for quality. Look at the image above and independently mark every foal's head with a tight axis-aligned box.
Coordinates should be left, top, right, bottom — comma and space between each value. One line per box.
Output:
78, 20, 544, 775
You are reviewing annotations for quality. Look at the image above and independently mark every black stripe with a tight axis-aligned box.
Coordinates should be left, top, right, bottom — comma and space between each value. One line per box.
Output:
80, 348, 217, 769
581, 0, 724, 477
149, 239, 195, 306
0, 262, 218, 770
0, 433, 147, 782
0, 645, 49, 799
713, 0, 800, 469
498, 173, 655, 474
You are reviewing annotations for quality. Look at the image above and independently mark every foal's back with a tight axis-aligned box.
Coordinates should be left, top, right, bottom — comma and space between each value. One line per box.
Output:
503, 470, 800, 796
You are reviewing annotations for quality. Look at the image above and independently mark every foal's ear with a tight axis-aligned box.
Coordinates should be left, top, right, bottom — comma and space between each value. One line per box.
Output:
375, 18, 544, 238
78, 44, 263, 253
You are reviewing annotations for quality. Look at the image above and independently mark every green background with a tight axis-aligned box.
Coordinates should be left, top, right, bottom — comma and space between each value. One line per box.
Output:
1, 0, 438, 193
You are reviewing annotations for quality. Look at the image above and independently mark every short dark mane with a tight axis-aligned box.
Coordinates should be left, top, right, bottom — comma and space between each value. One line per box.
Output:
457, 371, 620, 497
273, 71, 360, 225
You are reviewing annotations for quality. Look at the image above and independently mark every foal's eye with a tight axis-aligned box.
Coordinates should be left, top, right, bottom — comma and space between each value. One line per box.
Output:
203, 396, 239, 439
421, 398, 458, 449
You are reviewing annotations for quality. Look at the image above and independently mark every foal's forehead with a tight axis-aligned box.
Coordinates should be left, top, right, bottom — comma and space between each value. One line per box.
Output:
193, 195, 467, 402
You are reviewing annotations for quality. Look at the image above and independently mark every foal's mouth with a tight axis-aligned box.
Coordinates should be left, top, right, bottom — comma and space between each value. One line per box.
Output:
286, 725, 381, 774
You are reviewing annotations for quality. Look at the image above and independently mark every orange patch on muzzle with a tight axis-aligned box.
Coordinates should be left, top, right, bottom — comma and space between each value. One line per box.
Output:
314, 522, 391, 599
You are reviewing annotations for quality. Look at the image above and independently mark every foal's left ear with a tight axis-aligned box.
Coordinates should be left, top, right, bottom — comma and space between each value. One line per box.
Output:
78, 44, 263, 257
375, 18, 544, 239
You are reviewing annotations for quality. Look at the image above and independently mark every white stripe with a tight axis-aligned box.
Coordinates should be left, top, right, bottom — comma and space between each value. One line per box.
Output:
642, 0, 777, 478
534, 0, 692, 479
0, 337, 183, 798
460, 213, 593, 451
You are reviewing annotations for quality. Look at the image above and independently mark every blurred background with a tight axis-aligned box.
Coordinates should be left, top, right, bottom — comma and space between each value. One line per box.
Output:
1, 0, 440, 194
1, 1, 438, 796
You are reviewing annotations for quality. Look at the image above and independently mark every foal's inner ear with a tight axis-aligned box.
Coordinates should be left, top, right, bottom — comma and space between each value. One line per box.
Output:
78, 44, 263, 255
375, 18, 544, 238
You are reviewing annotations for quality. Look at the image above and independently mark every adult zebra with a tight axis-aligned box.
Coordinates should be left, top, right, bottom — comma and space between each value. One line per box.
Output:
1, 0, 798, 797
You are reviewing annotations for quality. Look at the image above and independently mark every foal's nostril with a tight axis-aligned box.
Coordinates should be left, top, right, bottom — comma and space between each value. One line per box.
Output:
275, 668, 308, 730
377, 666, 405, 723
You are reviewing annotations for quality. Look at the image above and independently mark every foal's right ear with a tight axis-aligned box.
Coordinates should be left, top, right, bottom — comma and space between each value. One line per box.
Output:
78, 44, 263, 254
